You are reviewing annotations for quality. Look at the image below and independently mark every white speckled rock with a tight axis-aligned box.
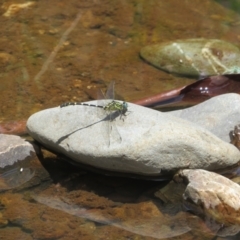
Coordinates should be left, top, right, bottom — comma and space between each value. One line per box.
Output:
27, 101, 240, 176
0, 134, 35, 168
140, 39, 240, 77
167, 93, 240, 143
180, 169, 240, 225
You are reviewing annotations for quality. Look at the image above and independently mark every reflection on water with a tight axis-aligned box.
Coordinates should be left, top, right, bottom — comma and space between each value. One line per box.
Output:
1, 155, 240, 239
0, 167, 35, 191
32, 194, 191, 239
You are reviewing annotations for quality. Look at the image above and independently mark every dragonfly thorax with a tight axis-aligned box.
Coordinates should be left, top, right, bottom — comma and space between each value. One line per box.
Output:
103, 100, 127, 113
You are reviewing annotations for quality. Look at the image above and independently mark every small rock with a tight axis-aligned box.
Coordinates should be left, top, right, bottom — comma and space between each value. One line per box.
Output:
140, 39, 240, 77
0, 120, 27, 135
0, 52, 16, 68
179, 169, 240, 226
26, 102, 240, 176
0, 167, 35, 191
0, 134, 35, 169
167, 93, 240, 143
81, 10, 103, 29
2, 2, 35, 17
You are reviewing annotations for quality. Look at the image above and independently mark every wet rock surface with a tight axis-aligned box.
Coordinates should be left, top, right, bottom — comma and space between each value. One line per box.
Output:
27, 101, 240, 176
167, 93, 240, 143
0, 134, 35, 169
179, 169, 240, 226
0, 134, 37, 191
140, 38, 240, 77
154, 172, 240, 237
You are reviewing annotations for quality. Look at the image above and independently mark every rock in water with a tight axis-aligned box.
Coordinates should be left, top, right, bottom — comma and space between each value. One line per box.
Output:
0, 134, 35, 168
26, 101, 240, 177
0, 167, 35, 191
140, 39, 240, 77
167, 93, 240, 143
179, 169, 240, 226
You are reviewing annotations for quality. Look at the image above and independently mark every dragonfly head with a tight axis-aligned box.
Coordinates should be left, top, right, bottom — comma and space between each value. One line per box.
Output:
122, 101, 128, 111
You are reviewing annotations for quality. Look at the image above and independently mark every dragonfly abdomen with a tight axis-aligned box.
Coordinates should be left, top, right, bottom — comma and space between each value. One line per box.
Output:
60, 102, 104, 108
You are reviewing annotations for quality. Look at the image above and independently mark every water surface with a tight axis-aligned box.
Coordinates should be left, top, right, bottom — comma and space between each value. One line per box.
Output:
1, 0, 240, 239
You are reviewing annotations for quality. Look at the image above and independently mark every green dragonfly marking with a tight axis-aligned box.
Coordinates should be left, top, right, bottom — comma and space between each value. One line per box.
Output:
60, 100, 128, 119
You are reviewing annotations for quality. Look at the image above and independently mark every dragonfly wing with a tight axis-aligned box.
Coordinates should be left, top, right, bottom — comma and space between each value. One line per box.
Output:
85, 81, 122, 147
105, 81, 115, 100
99, 113, 122, 147
97, 88, 105, 101
110, 119, 122, 144
96, 81, 115, 118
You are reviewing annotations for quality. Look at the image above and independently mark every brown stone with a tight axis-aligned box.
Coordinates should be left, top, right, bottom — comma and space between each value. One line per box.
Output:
179, 169, 240, 225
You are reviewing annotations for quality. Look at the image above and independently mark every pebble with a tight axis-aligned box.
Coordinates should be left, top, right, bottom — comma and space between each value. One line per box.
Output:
2, 2, 35, 17
0, 134, 35, 169
0, 134, 35, 190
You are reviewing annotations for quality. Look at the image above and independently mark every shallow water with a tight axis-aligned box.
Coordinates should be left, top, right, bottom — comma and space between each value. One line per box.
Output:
0, 167, 35, 191
1, 0, 240, 239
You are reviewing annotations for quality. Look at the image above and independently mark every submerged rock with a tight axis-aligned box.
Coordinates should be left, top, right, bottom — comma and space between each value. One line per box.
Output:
0, 167, 35, 191
0, 134, 35, 168
0, 134, 36, 191
140, 39, 240, 77
26, 101, 240, 176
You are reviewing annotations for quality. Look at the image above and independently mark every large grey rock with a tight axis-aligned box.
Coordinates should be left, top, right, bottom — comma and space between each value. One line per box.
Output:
26, 101, 240, 176
0, 134, 35, 169
167, 93, 240, 142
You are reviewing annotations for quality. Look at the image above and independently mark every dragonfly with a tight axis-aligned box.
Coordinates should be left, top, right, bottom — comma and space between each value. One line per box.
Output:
60, 81, 128, 145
